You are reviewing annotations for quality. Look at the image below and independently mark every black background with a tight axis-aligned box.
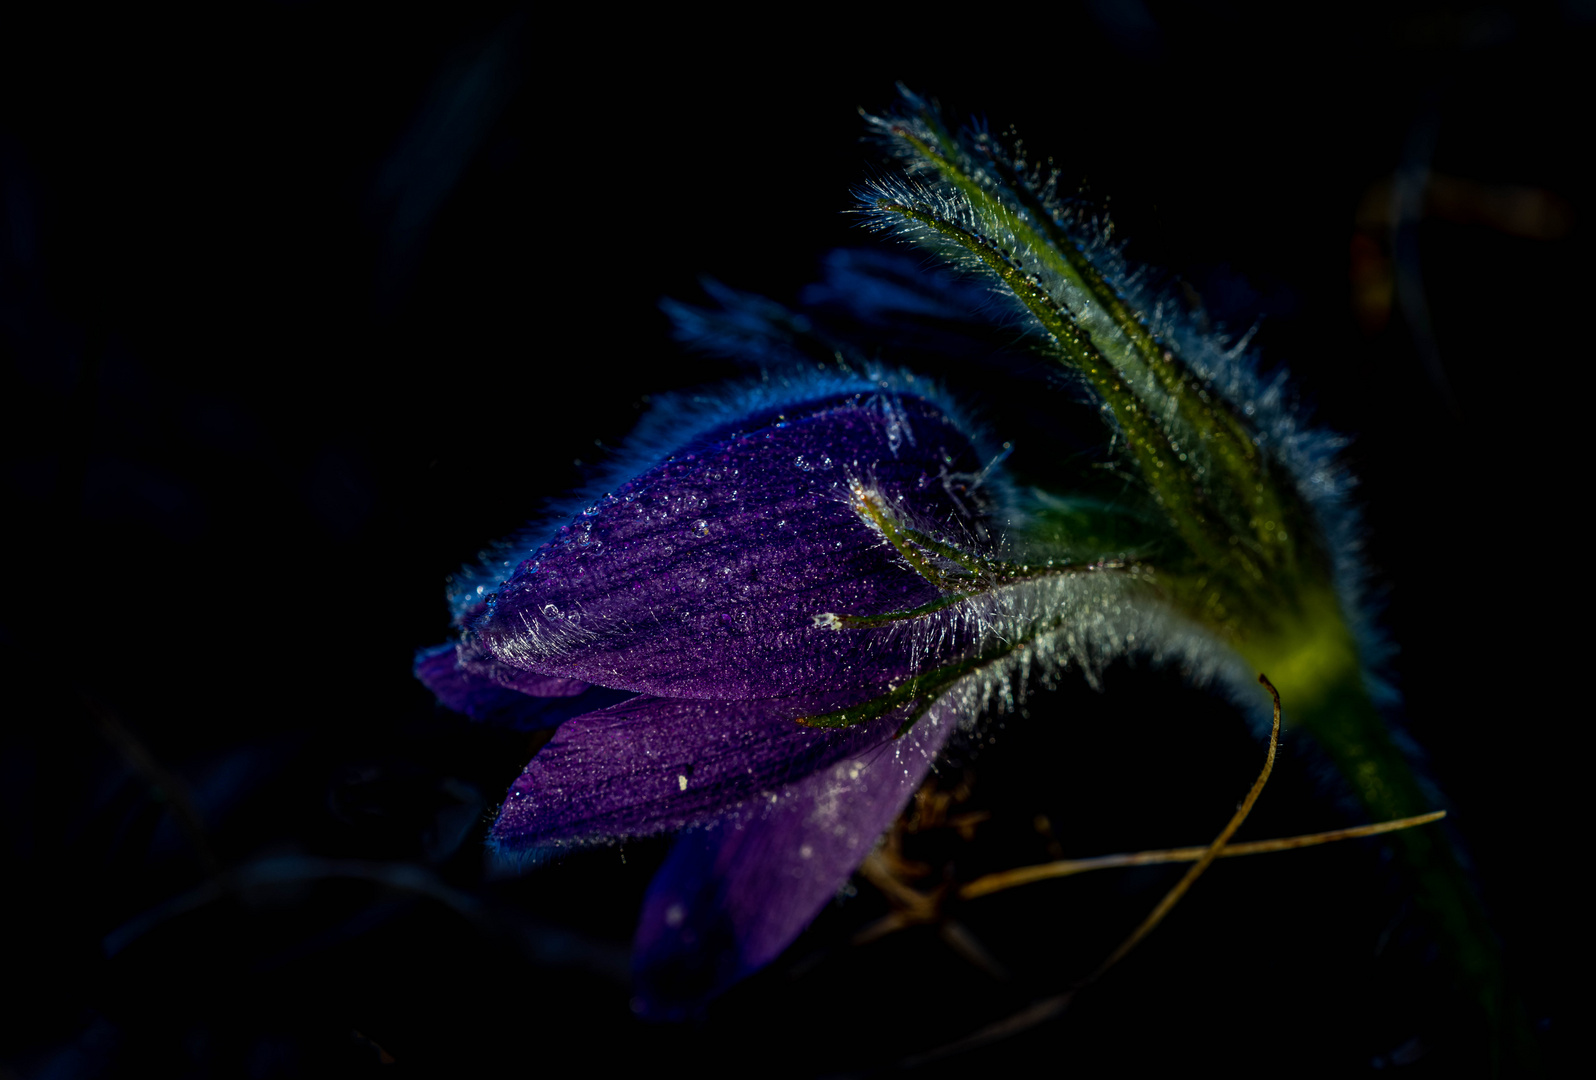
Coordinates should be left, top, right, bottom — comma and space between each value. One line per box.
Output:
1, 3, 1582, 1076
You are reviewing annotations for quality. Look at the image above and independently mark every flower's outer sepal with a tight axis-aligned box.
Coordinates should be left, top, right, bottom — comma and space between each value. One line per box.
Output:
630, 698, 961, 1018
414, 642, 626, 730
487, 693, 921, 858
472, 391, 997, 705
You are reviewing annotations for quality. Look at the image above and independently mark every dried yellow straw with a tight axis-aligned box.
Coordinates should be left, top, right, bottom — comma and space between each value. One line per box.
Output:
960, 811, 1447, 901
1086, 672, 1283, 978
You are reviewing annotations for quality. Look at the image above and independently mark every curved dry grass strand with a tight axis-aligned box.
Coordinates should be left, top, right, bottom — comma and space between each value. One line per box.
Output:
959, 810, 1447, 901
1087, 672, 1283, 977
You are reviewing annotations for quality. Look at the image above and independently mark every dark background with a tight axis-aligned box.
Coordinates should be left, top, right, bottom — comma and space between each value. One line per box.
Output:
1, 3, 1582, 1076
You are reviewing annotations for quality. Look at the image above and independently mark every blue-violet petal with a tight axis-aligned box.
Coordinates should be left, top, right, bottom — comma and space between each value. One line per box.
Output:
488, 692, 924, 856
473, 391, 995, 703
629, 696, 961, 1016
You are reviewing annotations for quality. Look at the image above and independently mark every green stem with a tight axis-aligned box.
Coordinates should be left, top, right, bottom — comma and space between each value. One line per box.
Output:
1240, 631, 1538, 1073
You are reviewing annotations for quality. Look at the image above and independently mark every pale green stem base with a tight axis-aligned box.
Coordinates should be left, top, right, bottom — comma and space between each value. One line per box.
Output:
1239, 623, 1537, 1074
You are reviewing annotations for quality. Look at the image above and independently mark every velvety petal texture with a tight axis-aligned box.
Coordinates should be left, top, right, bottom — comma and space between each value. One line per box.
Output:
489, 693, 915, 856
471, 390, 994, 704
630, 698, 962, 1016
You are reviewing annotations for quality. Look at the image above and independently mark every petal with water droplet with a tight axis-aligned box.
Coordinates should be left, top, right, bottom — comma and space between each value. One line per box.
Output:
630, 695, 961, 1016
472, 392, 993, 702
487, 691, 921, 857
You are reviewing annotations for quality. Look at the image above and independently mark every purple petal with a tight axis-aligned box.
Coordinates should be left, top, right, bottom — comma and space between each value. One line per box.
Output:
629, 697, 962, 1017
414, 641, 625, 729
472, 390, 993, 703
487, 693, 915, 857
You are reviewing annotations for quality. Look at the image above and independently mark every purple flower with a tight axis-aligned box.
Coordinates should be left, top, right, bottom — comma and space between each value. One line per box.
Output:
418, 373, 1035, 1014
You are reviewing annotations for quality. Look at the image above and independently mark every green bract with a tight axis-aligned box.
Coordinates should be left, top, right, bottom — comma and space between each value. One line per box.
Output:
853, 88, 1524, 1068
